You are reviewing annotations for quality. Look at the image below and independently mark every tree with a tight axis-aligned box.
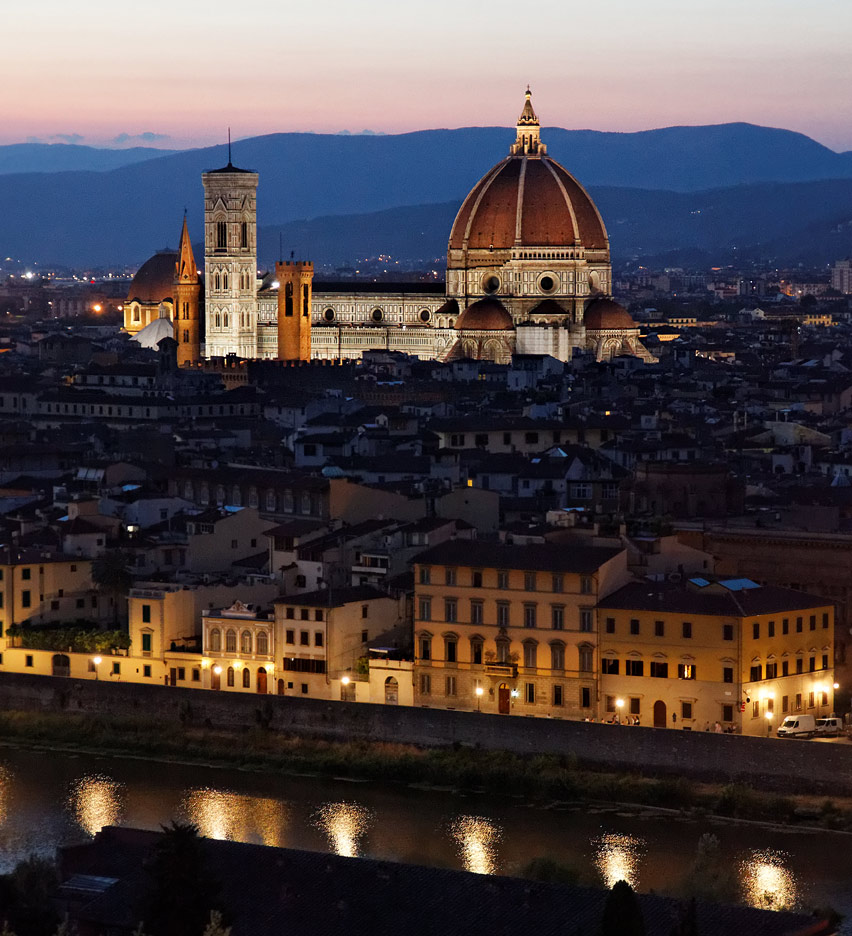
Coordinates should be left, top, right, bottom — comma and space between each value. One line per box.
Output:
91, 551, 133, 626
203, 911, 231, 936
140, 823, 224, 936
0, 857, 59, 936
599, 880, 645, 936
680, 833, 738, 905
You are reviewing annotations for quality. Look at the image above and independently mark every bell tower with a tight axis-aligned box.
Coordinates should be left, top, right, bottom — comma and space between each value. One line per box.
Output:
202, 145, 259, 359
276, 260, 313, 361
174, 214, 201, 366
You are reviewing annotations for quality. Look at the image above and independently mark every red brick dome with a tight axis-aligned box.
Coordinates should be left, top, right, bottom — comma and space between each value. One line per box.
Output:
455, 297, 514, 331
448, 156, 608, 252
127, 251, 177, 304
583, 296, 636, 330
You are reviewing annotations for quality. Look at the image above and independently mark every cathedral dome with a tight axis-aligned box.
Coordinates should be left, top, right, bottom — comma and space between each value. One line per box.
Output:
583, 296, 636, 330
127, 251, 177, 304
455, 297, 513, 331
131, 314, 174, 349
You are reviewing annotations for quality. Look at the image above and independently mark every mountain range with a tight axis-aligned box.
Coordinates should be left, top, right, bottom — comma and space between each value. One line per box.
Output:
2, 123, 852, 268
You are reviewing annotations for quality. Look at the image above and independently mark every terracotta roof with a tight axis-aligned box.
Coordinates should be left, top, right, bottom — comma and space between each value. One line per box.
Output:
126, 251, 177, 304
412, 539, 623, 574
454, 298, 513, 331
448, 155, 608, 252
584, 296, 637, 331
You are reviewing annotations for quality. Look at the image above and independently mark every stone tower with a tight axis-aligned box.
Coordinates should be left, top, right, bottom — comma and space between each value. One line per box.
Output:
174, 214, 201, 366
202, 152, 259, 358
276, 260, 313, 361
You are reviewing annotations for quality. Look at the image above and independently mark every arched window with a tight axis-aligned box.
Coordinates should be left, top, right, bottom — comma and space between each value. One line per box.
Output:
249, 487, 258, 508
256, 631, 269, 655
301, 493, 311, 515
282, 491, 294, 513
231, 486, 242, 506
223, 272, 229, 290
216, 484, 225, 504
266, 491, 276, 511
209, 628, 221, 652
223, 312, 229, 328
214, 272, 221, 291
214, 312, 221, 329
241, 630, 253, 654
242, 667, 251, 688
225, 629, 237, 653
216, 221, 227, 249
226, 666, 235, 687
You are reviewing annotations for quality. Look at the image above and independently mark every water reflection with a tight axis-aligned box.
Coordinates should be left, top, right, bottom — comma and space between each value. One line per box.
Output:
449, 815, 502, 875
594, 832, 644, 889
68, 775, 123, 836
0, 765, 12, 829
182, 787, 289, 847
741, 849, 798, 910
314, 802, 372, 858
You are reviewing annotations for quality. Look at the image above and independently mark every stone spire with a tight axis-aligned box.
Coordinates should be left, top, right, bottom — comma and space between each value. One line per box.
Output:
175, 213, 198, 284
510, 86, 546, 157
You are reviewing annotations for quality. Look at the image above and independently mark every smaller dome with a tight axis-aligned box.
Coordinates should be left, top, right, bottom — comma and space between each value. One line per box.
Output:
584, 296, 636, 331
127, 251, 177, 304
131, 316, 174, 349
455, 297, 513, 331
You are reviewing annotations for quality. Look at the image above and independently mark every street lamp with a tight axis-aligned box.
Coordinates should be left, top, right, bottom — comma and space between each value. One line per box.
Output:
615, 698, 625, 724
341, 676, 351, 686
92, 656, 102, 681
475, 686, 484, 712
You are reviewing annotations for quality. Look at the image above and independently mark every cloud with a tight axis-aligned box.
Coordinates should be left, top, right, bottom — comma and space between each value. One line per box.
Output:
54, 133, 84, 144
111, 131, 172, 145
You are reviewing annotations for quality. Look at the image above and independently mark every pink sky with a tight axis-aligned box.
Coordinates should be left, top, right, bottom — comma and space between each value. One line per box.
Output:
5, 0, 852, 150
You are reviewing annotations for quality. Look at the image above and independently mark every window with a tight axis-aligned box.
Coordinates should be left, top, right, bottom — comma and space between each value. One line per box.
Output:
419, 636, 431, 661
752, 622, 760, 640
766, 662, 778, 679
650, 661, 668, 678
750, 664, 762, 681
553, 685, 564, 706
496, 602, 510, 628
361, 629, 368, 643
445, 676, 456, 697
419, 597, 432, 621
143, 665, 151, 678
796, 617, 803, 633
300, 610, 309, 621
142, 633, 152, 653
682, 621, 692, 639
315, 632, 324, 648
655, 620, 665, 637
285, 629, 294, 644
192, 669, 201, 682
796, 658, 803, 674
810, 615, 816, 631
767, 697, 774, 714
445, 599, 458, 623
419, 566, 432, 584
550, 644, 565, 671
257, 632, 269, 655
25, 655, 33, 668
225, 630, 237, 653
445, 567, 457, 586
752, 700, 759, 718
241, 631, 252, 654
472, 570, 483, 588
525, 682, 536, 704
601, 658, 619, 675
809, 691, 815, 709
471, 601, 483, 626
723, 666, 733, 683
581, 687, 592, 708
782, 618, 789, 635
782, 660, 789, 677
552, 574, 563, 593
471, 639, 483, 665
300, 631, 310, 646
781, 695, 788, 713
629, 619, 640, 636
286, 608, 295, 620
523, 605, 537, 628
209, 628, 221, 652
605, 696, 616, 713
361, 606, 369, 619
823, 612, 829, 629
523, 642, 537, 669
723, 624, 733, 641
420, 674, 431, 696
216, 221, 227, 248
580, 576, 593, 595
822, 653, 829, 670
240, 221, 248, 248
242, 668, 251, 688
497, 570, 509, 590
768, 620, 775, 638
301, 684, 309, 695
579, 646, 593, 672
681, 702, 693, 720
551, 606, 564, 631
445, 637, 457, 663
227, 667, 235, 687
628, 698, 640, 716
809, 656, 816, 672
496, 639, 510, 663
580, 608, 593, 632
793, 692, 802, 711
21, 568, 31, 581
524, 572, 536, 592
625, 659, 644, 677
605, 617, 615, 634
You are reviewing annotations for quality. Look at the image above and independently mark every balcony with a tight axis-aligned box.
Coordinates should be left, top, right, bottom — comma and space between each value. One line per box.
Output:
485, 662, 517, 678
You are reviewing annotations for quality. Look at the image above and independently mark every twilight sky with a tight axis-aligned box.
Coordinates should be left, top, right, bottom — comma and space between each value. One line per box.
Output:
5, 0, 852, 150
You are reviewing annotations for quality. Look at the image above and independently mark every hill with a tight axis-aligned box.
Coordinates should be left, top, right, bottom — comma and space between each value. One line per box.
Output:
0, 143, 177, 175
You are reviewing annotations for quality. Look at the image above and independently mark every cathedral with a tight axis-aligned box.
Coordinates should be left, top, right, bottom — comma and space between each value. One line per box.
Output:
123, 90, 652, 365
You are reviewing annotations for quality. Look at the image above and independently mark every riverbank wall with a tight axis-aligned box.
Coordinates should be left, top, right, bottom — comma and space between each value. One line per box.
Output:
1, 671, 850, 795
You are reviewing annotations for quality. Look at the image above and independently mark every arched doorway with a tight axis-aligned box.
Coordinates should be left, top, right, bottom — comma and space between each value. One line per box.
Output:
384, 676, 399, 704
211, 668, 221, 691
498, 683, 510, 715
52, 654, 70, 677
277, 678, 285, 696
653, 700, 667, 728
257, 669, 268, 694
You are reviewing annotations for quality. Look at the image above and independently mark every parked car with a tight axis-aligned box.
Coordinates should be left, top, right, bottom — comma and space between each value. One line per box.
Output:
777, 714, 816, 738
815, 717, 844, 736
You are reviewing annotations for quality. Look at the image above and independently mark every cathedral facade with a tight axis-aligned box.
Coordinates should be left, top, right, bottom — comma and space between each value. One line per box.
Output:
124, 91, 651, 365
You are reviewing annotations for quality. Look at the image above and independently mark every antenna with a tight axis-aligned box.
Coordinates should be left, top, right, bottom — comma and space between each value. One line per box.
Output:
279, 232, 283, 263
227, 127, 232, 165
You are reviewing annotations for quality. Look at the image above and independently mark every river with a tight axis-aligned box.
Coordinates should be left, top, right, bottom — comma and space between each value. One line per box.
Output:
0, 746, 849, 922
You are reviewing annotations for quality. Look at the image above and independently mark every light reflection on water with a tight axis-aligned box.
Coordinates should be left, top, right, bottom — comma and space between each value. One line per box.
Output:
594, 832, 644, 889
741, 849, 799, 911
181, 787, 289, 847
0, 764, 12, 829
449, 815, 502, 875
314, 802, 373, 858
68, 775, 124, 837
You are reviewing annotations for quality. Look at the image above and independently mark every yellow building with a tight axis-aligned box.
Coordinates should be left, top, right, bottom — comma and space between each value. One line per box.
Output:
596, 578, 834, 736
412, 540, 630, 718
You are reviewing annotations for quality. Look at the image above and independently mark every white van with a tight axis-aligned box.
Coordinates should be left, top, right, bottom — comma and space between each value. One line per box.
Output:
815, 717, 843, 736
777, 714, 816, 738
